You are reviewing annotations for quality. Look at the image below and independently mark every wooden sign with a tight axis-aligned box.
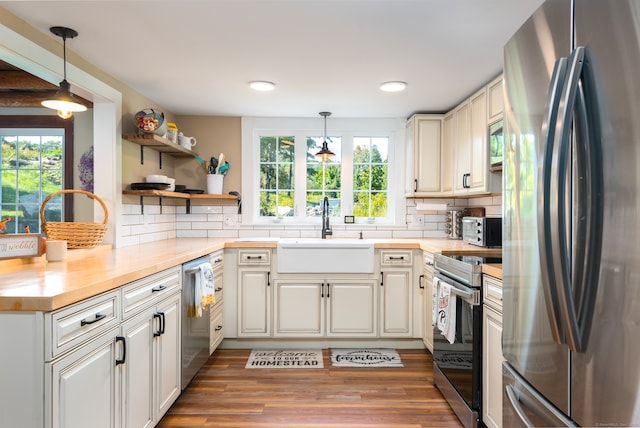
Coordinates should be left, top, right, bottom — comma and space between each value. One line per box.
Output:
0, 234, 44, 260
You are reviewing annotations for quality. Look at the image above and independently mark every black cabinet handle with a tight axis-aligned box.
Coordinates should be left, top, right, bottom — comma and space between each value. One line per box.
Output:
267, 271, 271, 287
215, 325, 223, 331
215, 287, 223, 292
418, 274, 425, 289
326, 283, 331, 298
115, 336, 126, 365
153, 312, 163, 337
81, 313, 106, 326
214, 258, 222, 264
380, 271, 384, 287
247, 255, 263, 260
321, 283, 324, 298
151, 284, 166, 292
389, 256, 405, 260
414, 178, 418, 193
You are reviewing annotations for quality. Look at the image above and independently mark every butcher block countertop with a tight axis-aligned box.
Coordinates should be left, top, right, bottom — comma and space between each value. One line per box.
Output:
0, 237, 501, 312
482, 264, 503, 280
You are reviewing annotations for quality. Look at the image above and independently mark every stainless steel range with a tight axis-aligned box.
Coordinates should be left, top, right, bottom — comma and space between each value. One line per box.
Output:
432, 253, 501, 428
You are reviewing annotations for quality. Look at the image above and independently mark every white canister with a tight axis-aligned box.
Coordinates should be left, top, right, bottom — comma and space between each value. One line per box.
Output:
46, 240, 67, 262
206, 174, 223, 194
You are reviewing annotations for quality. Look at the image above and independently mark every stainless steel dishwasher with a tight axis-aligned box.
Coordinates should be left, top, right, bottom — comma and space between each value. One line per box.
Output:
181, 254, 219, 389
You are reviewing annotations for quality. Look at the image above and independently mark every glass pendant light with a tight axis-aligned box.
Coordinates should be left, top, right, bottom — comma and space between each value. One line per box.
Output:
41, 26, 87, 119
315, 111, 335, 162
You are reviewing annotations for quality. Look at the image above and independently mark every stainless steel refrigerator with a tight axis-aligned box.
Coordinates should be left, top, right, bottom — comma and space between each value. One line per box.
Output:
503, 0, 640, 426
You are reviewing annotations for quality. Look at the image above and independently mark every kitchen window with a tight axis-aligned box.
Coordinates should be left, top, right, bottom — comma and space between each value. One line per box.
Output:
0, 116, 74, 234
243, 117, 404, 225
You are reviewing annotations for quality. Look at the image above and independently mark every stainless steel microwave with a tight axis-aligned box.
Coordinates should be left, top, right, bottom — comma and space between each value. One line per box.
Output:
462, 217, 502, 247
489, 119, 503, 170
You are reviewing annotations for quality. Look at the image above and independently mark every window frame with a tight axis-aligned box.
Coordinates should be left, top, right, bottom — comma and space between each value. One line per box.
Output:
0, 115, 74, 226
241, 116, 405, 226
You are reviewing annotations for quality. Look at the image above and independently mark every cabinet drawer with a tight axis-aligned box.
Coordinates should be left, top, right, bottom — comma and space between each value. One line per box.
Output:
483, 275, 502, 312
210, 250, 224, 271
238, 249, 270, 265
122, 266, 181, 319
210, 304, 224, 354
380, 250, 413, 266
46, 289, 121, 360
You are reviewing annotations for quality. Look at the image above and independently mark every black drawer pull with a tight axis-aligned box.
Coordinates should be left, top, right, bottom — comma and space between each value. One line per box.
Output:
214, 258, 222, 263
81, 313, 106, 326
419, 274, 425, 289
151, 284, 166, 292
246, 255, 263, 260
215, 287, 223, 292
153, 312, 165, 337
215, 325, 223, 331
389, 256, 405, 260
115, 336, 126, 365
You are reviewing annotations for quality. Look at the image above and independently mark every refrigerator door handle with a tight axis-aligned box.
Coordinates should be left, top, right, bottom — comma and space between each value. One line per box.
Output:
553, 46, 604, 353
505, 385, 535, 428
537, 56, 569, 344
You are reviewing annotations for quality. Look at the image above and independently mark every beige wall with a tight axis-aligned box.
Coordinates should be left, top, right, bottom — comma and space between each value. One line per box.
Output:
173, 116, 241, 194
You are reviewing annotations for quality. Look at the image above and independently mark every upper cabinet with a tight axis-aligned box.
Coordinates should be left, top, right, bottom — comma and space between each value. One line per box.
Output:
405, 114, 443, 197
407, 75, 503, 198
487, 74, 504, 125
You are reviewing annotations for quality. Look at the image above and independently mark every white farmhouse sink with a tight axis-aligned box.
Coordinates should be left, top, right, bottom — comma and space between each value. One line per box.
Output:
277, 239, 374, 273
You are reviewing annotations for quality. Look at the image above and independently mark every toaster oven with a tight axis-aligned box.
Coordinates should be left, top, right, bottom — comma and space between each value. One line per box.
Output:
462, 217, 502, 247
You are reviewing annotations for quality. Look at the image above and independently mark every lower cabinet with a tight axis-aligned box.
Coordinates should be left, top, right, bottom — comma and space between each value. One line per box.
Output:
237, 268, 271, 337
421, 251, 435, 352
47, 326, 121, 428
379, 269, 412, 337
2, 267, 183, 428
482, 274, 504, 428
274, 279, 377, 337
120, 292, 181, 428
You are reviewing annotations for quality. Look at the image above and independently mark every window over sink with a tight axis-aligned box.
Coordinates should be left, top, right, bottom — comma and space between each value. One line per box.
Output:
245, 117, 403, 225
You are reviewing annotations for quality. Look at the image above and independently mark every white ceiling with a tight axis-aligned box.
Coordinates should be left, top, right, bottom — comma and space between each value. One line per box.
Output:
1, 0, 544, 119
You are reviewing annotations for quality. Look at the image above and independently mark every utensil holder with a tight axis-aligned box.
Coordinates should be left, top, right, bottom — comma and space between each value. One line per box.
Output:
206, 174, 223, 194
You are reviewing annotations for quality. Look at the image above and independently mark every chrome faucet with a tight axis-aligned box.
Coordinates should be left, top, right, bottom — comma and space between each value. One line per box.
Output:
321, 196, 332, 239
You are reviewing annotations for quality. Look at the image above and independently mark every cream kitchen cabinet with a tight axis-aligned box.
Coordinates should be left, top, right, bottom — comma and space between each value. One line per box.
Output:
405, 114, 443, 196
454, 87, 501, 195
482, 274, 504, 428
274, 278, 377, 338
487, 74, 504, 124
47, 326, 121, 428
2, 266, 183, 428
421, 251, 435, 353
379, 249, 414, 338
441, 111, 455, 196
120, 292, 181, 428
237, 249, 272, 337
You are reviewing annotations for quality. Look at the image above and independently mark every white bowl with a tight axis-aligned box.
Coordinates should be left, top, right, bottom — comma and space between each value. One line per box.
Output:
166, 177, 175, 191
145, 174, 168, 183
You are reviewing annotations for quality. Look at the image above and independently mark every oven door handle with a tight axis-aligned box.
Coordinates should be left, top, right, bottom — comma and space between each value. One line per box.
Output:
434, 273, 480, 306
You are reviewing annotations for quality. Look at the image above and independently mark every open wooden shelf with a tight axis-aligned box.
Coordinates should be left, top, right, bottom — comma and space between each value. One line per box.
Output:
123, 133, 201, 158
123, 190, 238, 214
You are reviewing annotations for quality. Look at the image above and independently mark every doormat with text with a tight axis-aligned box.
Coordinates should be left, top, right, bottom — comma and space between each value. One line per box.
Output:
330, 348, 404, 367
245, 349, 324, 368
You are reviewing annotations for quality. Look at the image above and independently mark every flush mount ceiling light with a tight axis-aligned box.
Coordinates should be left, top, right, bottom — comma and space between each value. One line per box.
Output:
41, 26, 87, 119
249, 80, 276, 91
315, 111, 335, 162
379, 81, 407, 92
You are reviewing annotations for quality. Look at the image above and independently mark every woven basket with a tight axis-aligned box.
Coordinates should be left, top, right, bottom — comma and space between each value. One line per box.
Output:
40, 189, 109, 249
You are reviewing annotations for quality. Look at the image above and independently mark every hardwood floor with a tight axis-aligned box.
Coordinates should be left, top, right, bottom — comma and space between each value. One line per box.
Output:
158, 348, 462, 428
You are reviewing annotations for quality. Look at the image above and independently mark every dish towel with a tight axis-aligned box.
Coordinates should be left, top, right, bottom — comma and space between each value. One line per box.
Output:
437, 282, 457, 344
193, 262, 215, 318
432, 276, 440, 327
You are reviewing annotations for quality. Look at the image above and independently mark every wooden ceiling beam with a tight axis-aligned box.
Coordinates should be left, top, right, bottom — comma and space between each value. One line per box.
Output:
0, 91, 93, 108
0, 71, 58, 90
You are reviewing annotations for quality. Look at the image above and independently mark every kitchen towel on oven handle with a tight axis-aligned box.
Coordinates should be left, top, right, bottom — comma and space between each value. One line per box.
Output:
432, 276, 440, 327
437, 282, 457, 344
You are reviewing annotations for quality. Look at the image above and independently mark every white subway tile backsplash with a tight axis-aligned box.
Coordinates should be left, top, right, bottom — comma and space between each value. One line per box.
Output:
121, 195, 502, 245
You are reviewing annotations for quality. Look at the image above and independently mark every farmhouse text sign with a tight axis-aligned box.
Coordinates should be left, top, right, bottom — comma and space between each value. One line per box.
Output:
0, 234, 44, 260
